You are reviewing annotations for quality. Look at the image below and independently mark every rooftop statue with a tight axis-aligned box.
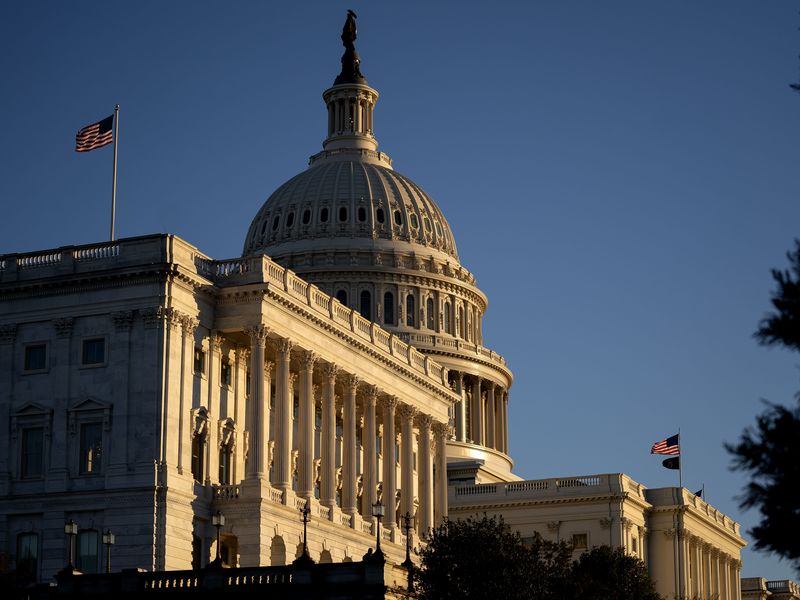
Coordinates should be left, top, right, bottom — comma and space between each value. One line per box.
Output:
335, 10, 366, 85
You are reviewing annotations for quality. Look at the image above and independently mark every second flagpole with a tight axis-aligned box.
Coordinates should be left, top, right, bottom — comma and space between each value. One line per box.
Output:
678, 427, 683, 490
110, 104, 120, 241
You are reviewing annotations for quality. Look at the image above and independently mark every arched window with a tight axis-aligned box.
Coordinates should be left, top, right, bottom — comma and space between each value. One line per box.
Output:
191, 434, 205, 483
320, 207, 329, 223
444, 302, 452, 334
218, 445, 233, 485
302, 209, 311, 225
360, 290, 372, 321
406, 294, 415, 327
285, 212, 294, 228
16, 533, 38, 580
338, 206, 348, 222
336, 289, 348, 306
77, 530, 99, 573
383, 291, 394, 326
376, 208, 385, 224
426, 298, 435, 330
458, 306, 465, 338
393, 210, 403, 226
357, 206, 367, 222
272, 215, 280, 231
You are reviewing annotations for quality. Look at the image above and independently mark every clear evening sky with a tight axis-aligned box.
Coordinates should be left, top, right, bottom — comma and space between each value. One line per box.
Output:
1, 0, 798, 581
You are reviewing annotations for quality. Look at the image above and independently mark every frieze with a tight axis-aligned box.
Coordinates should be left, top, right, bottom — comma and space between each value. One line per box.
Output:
53, 317, 74, 338
0, 323, 18, 343
111, 310, 134, 331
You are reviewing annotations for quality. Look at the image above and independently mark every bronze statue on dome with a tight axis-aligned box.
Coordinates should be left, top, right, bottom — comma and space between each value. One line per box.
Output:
335, 9, 366, 85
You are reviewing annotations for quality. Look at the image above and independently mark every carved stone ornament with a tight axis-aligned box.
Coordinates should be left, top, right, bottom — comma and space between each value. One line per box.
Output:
599, 517, 612, 529
236, 346, 250, 364
431, 421, 449, 439
141, 307, 160, 329
209, 334, 224, 352
381, 396, 398, 411
397, 403, 417, 421
53, 317, 74, 338
417, 413, 433, 431
0, 323, 18, 344
546, 521, 561, 532
182, 316, 199, 336
245, 324, 271, 344
320, 362, 339, 380
111, 311, 134, 331
276, 337, 294, 356
300, 350, 318, 370
343, 372, 361, 391
263, 360, 275, 378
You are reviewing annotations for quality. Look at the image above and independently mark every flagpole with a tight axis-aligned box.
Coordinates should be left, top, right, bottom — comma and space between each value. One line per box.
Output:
110, 104, 120, 241
678, 427, 683, 490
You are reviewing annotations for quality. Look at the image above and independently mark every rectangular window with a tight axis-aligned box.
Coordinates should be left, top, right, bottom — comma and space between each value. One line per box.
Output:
76, 530, 99, 573
246, 369, 251, 396
16, 533, 38, 579
572, 533, 588, 550
24, 344, 47, 371
81, 338, 105, 365
79, 422, 103, 473
194, 348, 205, 375
218, 447, 232, 485
220, 360, 231, 387
21, 427, 44, 478
191, 435, 205, 482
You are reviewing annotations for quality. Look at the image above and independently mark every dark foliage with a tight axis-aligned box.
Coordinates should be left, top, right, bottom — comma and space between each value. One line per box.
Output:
727, 239, 800, 571
416, 514, 571, 600
566, 545, 662, 600
416, 515, 662, 600
754, 239, 800, 353
727, 401, 800, 569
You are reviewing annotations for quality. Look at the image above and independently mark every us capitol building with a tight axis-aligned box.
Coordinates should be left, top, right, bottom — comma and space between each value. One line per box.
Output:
0, 14, 751, 600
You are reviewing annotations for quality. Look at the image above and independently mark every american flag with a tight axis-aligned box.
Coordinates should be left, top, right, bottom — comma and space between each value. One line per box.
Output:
75, 115, 113, 152
651, 433, 680, 455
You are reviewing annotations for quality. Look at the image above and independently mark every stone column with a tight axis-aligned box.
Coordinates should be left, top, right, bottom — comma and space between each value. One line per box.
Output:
297, 350, 317, 500
433, 422, 449, 523
454, 372, 466, 443
381, 396, 398, 530
417, 414, 434, 536
319, 363, 338, 508
502, 391, 509, 454
362, 386, 378, 520
485, 382, 496, 449
245, 325, 270, 479
398, 403, 417, 521
342, 373, 360, 515
470, 376, 482, 445
272, 338, 294, 494
206, 334, 223, 484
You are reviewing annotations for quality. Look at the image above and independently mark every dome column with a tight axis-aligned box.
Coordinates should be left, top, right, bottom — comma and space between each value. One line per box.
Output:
486, 382, 496, 450
454, 372, 466, 443
470, 376, 483, 446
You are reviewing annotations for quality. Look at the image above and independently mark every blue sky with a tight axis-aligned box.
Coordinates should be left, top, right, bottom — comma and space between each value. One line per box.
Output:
2, 0, 799, 581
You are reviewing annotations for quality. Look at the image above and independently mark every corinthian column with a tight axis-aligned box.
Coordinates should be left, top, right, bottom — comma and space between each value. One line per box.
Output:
485, 382, 496, 449
471, 376, 483, 445
244, 325, 270, 479
319, 362, 338, 507
432, 422, 449, 523
454, 372, 466, 442
272, 337, 294, 493
381, 396, 398, 530
417, 414, 434, 535
342, 373, 360, 515
362, 386, 379, 521
297, 350, 317, 500
398, 403, 417, 521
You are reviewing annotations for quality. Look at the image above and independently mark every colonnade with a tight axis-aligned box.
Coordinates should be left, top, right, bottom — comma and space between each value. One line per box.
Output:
684, 533, 742, 600
326, 91, 376, 138
243, 325, 449, 533
450, 372, 509, 454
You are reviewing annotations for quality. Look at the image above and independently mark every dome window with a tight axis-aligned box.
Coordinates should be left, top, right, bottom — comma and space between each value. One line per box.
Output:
383, 291, 395, 326
272, 216, 280, 231
302, 209, 311, 225
406, 294, 415, 327
286, 212, 295, 228
423, 217, 431, 232
426, 298, 435, 330
444, 301, 452, 334
357, 207, 367, 222
339, 206, 348, 222
261, 220, 268, 235
410, 214, 419, 229
359, 290, 372, 321
435, 222, 442, 236
335, 289, 348, 306
376, 208, 385, 224
320, 207, 329, 223
393, 210, 403, 226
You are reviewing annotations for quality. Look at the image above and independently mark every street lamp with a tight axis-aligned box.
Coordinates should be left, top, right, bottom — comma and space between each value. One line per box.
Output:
292, 503, 315, 566
370, 502, 385, 562
102, 529, 115, 573
64, 520, 78, 571
401, 512, 414, 568
210, 511, 225, 567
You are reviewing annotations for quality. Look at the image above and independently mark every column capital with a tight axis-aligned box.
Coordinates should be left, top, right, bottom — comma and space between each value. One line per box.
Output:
381, 395, 399, 411
244, 324, 271, 343
320, 362, 339, 380
485, 380, 496, 391
397, 403, 417, 420
288, 372, 297, 387
0, 323, 18, 344
431, 421, 449, 439
300, 349, 318, 370
111, 310, 134, 331
276, 337, 294, 355
182, 316, 199, 336
236, 346, 250, 363
364, 386, 379, 407
417, 413, 434, 431
263, 360, 275, 376
53, 317, 75, 338
209, 334, 224, 351
343, 372, 361, 391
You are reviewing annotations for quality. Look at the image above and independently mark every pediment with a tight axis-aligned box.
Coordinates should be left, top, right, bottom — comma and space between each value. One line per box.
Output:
69, 397, 111, 412
14, 402, 51, 417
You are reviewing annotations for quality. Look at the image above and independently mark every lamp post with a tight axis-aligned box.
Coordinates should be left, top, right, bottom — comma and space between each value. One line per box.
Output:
370, 502, 385, 562
292, 503, 315, 566
102, 529, 115, 573
209, 511, 225, 568
64, 520, 78, 572
401, 512, 415, 591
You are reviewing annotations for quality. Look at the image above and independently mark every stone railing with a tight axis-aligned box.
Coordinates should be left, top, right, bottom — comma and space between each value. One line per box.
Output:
399, 332, 509, 369
767, 580, 800, 595
450, 475, 608, 503
213, 484, 241, 500
686, 490, 741, 535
